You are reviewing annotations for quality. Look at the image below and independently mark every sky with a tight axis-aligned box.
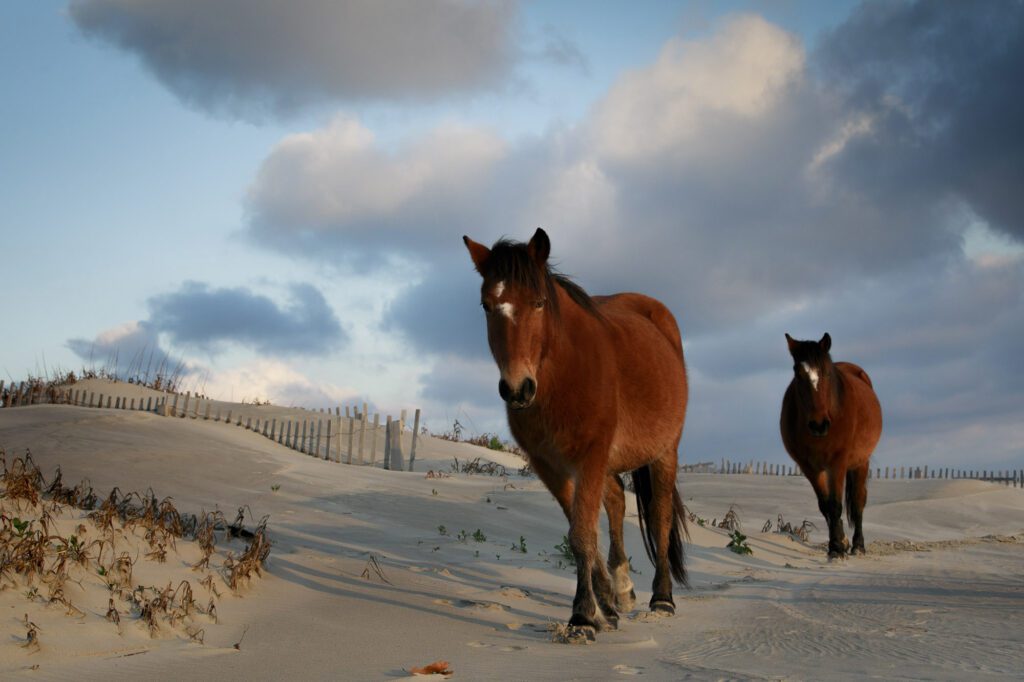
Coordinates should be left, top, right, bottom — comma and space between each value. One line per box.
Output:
2, 1, 1022, 470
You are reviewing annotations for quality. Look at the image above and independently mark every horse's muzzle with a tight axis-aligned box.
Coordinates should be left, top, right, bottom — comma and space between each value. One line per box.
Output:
808, 419, 830, 437
499, 377, 536, 409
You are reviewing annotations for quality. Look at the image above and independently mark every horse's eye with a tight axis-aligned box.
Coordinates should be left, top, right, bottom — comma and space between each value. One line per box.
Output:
534, 299, 545, 310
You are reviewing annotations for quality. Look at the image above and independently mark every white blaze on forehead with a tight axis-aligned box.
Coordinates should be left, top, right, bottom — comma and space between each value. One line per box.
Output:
492, 281, 505, 298
801, 362, 819, 391
496, 302, 514, 320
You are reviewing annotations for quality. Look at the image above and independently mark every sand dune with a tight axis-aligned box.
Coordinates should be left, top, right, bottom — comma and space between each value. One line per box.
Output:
1, 397, 1022, 680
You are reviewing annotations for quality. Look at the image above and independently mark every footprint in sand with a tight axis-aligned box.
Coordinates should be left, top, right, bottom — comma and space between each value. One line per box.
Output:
465, 641, 528, 652
613, 664, 645, 675
433, 598, 509, 612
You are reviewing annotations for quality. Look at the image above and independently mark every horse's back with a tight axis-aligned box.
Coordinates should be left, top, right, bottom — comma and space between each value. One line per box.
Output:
837, 362, 873, 390
595, 293, 684, 359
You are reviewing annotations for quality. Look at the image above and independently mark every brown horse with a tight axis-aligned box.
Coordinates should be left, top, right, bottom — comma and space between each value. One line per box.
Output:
463, 228, 689, 639
780, 333, 882, 558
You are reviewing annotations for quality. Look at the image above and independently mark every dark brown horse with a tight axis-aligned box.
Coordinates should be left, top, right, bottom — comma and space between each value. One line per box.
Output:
463, 228, 689, 639
781, 333, 882, 558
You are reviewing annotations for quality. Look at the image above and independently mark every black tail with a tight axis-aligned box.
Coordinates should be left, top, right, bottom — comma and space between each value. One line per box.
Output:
631, 465, 688, 587
844, 469, 854, 526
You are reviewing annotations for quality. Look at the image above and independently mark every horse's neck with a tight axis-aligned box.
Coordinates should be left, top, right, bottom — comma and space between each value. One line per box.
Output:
828, 362, 845, 412
539, 289, 605, 393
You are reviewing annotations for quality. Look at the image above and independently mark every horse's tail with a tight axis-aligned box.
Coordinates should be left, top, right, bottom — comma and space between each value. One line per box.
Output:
844, 469, 855, 526
631, 465, 688, 587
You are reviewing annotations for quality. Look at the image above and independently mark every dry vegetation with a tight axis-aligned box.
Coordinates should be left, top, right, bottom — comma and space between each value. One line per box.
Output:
0, 448, 271, 652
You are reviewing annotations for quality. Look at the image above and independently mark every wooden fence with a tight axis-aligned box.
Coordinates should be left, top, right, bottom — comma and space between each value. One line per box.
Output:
707, 458, 1023, 488
0, 379, 422, 472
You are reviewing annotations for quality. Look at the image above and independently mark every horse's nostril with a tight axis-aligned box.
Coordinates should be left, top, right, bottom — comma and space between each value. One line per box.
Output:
522, 377, 537, 402
498, 379, 511, 401
808, 419, 830, 436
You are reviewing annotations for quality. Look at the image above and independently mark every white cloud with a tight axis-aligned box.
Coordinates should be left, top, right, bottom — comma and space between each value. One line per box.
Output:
247, 115, 506, 254
589, 15, 804, 161
198, 359, 360, 408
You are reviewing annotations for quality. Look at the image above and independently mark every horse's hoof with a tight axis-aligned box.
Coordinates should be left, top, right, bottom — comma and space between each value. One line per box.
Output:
563, 624, 596, 643
827, 550, 847, 561
616, 588, 636, 613
650, 600, 675, 616
849, 545, 866, 556
603, 612, 619, 631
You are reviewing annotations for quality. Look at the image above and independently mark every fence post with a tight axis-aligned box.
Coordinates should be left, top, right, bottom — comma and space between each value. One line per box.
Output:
341, 416, 351, 464
370, 414, 380, 465
285, 421, 292, 449
316, 419, 323, 458
383, 416, 392, 469
408, 408, 421, 472
357, 413, 367, 464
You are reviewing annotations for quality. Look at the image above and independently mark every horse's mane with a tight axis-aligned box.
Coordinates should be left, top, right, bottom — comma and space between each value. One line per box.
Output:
483, 239, 603, 320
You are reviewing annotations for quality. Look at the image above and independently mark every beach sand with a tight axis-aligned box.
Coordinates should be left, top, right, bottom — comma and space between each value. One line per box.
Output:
1, 382, 1022, 680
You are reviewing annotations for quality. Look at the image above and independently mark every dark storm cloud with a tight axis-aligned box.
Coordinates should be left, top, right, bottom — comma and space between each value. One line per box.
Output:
147, 281, 346, 355
817, 0, 1024, 240
68, 0, 522, 117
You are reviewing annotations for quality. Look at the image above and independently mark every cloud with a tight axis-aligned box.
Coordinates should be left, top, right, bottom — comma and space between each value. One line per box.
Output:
816, 0, 1024, 241
147, 281, 346, 356
66, 320, 189, 382
198, 359, 360, 407
242, 8, 1024, 466
246, 116, 507, 261
587, 14, 804, 161
68, 0, 522, 117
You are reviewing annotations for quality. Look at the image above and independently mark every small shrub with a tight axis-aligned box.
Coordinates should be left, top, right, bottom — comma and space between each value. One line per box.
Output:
727, 530, 753, 555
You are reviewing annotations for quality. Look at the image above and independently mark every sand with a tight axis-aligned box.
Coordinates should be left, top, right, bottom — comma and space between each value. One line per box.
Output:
1, 385, 1022, 680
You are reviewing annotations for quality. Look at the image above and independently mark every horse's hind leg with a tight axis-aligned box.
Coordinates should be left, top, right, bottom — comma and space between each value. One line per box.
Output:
645, 452, 684, 615
846, 465, 869, 554
603, 474, 636, 612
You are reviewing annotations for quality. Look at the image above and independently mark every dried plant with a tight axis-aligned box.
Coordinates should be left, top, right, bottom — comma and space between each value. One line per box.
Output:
716, 504, 742, 532
776, 514, 817, 542
223, 516, 271, 591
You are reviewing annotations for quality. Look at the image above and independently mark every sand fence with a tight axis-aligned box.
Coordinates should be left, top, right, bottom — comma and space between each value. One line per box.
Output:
0, 378, 421, 472
693, 458, 1023, 487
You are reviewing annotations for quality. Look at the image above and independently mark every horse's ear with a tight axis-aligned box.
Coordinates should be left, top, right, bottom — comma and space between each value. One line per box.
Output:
819, 332, 831, 353
463, 236, 490, 274
785, 333, 798, 354
527, 227, 550, 266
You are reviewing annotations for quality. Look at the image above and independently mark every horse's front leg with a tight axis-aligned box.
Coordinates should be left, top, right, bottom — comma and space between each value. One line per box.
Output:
809, 467, 848, 559
603, 474, 636, 612
568, 462, 618, 637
